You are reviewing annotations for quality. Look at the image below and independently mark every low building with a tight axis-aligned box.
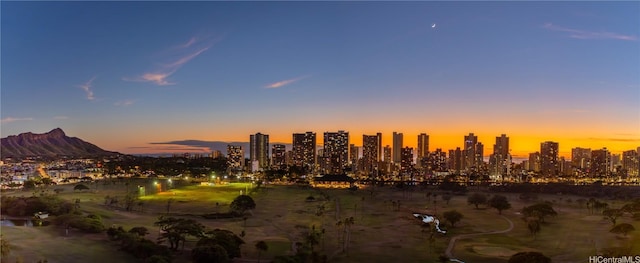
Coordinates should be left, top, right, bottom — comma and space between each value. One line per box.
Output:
312, 174, 356, 188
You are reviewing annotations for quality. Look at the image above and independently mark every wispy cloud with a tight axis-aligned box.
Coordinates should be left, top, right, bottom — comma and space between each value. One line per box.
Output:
543, 23, 638, 41
78, 77, 96, 100
115, 99, 135, 106
53, 116, 69, 120
164, 47, 210, 68
125, 35, 220, 86
136, 72, 176, 86
540, 109, 590, 115
1, 117, 34, 123
265, 75, 310, 89
179, 37, 197, 49
587, 137, 640, 142
568, 109, 590, 113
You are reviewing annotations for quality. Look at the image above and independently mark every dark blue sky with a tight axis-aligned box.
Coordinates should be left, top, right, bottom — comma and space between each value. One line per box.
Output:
2, 1, 639, 156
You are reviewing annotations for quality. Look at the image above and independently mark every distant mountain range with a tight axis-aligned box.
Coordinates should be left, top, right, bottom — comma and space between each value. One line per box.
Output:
146, 140, 294, 158
1, 128, 119, 159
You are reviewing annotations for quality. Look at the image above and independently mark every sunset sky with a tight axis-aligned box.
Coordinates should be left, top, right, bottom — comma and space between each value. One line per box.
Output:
1, 1, 639, 159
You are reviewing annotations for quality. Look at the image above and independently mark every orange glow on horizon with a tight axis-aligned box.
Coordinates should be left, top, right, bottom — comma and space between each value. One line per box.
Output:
107, 129, 639, 159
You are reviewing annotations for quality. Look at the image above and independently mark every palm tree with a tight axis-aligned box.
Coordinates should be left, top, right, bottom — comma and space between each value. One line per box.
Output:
527, 219, 540, 240
166, 198, 174, 214
335, 220, 343, 248
305, 230, 320, 253
255, 240, 268, 263
1, 235, 11, 258
343, 217, 355, 252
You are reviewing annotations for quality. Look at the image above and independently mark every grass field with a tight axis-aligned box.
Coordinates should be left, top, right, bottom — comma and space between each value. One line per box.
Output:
2, 181, 639, 263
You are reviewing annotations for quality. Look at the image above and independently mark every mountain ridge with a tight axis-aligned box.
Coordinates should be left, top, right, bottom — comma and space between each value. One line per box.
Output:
1, 128, 119, 159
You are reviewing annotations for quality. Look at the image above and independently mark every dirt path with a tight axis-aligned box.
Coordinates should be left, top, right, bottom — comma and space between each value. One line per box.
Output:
445, 214, 514, 262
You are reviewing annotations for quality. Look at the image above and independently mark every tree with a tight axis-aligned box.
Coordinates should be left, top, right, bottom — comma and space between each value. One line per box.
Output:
129, 226, 149, 237
74, 184, 90, 191
53, 214, 105, 233
441, 193, 452, 205
23, 180, 37, 190
576, 198, 587, 209
255, 241, 268, 263
621, 200, 640, 214
124, 193, 138, 212
202, 229, 245, 259
488, 195, 511, 215
519, 192, 538, 203
602, 209, 624, 226
154, 216, 205, 251
526, 219, 541, 239
192, 244, 229, 263
508, 251, 551, 263
443, 210, 463, 227
41, 178, 53, 186
146, 255, 171, 263
522, 203, 557, 222
467, 193, 487, 209
230, 195, 256, 214
610, 223, 635, 237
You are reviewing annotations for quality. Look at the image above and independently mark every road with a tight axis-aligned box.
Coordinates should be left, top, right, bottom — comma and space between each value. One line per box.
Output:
445, 214, 514, 263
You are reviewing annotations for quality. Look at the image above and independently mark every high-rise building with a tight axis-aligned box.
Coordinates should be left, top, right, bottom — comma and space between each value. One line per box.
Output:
393, 132, 403, 163
463, 133, 483, 170
363, 133, 382, 173
522, 160, 530, 171
211, 150, 222, 159
571, 147, 592, 171
323, 131, 349, 174
383, 145, 392, 164
611, 154, 621, 170
285, 150, 293, 166
560, 157, 572, 176
292, 132, 316, 171
540, 141, 559, 176
349, 144, 359, 166
271, 144, 286, 169
227, 145, 244, 173
382, 145, 392, 174
622, 150, 639, 177
425, 148, 447, 173
250, 133, 269, 171
417, 133, 430, 160
490, 134, 510, 176
449, 147, 463, 173
591, 148, 611, 177
376, 133, 382, 162
400, 147, 414, 174
529, 152, 541, 172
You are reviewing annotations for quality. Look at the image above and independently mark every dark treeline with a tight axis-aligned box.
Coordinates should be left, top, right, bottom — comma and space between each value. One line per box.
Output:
489, 183, 640, 200
103, 156, 228, 177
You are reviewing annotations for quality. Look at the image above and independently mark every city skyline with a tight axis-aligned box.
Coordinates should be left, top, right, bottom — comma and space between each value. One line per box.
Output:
2, 2, 638, 158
